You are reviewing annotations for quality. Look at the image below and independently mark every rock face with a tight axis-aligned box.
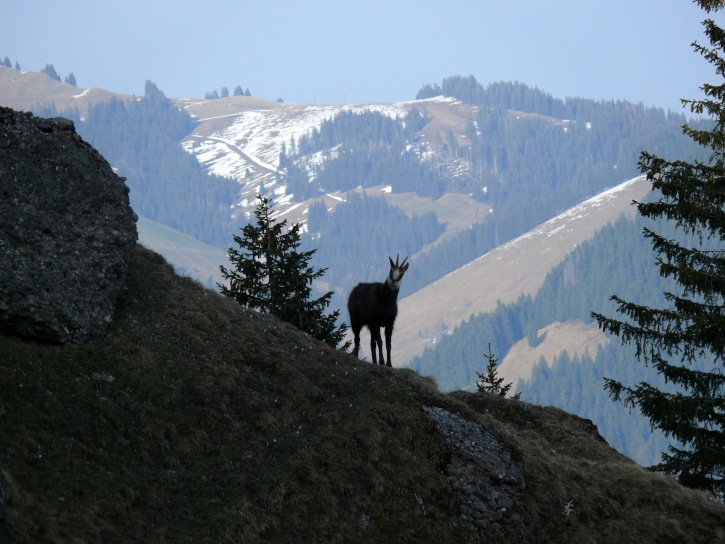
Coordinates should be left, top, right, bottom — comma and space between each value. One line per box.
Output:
0, 107, 137, 344
424, 406, 526, 531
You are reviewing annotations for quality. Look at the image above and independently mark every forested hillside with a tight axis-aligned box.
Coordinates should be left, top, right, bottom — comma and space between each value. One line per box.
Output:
409, 212, 676, 380
417, 77, 704, 239
28, 71, 705, 304
293, 76, 704, 305
407, 211, 714, 465
517, 342, 673, 466
282, 109, 443, 199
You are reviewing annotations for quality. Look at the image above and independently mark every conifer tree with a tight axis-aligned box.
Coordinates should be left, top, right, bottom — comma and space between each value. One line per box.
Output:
219, 194, 349, 349
41, 63, 61, 82
476, 343, 520, 399
593, 0, 725, 498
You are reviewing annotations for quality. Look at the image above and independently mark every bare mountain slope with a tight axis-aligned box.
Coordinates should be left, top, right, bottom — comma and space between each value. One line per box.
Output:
136, 216, 228, 287
0, 65, 133, 115
392, 175, 650, 366
498, 320, 610, 390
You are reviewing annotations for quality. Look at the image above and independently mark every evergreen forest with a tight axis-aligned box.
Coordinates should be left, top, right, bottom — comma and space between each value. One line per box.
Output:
281, 109, 443, 200
292, 76, 707, 300
409, 211, 715, 465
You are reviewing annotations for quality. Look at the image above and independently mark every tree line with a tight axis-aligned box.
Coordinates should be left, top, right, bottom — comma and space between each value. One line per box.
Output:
205, 85, 252, 99
280, 109, 443, 199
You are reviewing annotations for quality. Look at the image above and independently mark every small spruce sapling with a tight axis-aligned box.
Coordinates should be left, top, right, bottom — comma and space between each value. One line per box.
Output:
476, 343, 521, 399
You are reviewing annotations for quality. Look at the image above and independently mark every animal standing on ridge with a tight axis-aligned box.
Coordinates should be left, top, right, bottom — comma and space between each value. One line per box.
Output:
347, 255, 409, 367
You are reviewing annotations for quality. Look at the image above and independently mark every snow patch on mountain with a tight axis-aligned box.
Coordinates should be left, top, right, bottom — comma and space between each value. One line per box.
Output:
497, 176, 642, 254
184, 102, 408, 179
181, 96, 459, 210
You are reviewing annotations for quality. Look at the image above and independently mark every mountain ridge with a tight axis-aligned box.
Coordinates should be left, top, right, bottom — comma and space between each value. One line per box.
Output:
0, 65, 135, 116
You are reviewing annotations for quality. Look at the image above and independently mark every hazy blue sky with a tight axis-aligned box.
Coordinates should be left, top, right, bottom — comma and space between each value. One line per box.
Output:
3, 1, 723, 113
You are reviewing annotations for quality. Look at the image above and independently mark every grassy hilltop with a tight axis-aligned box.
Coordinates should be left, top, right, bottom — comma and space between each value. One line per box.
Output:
1, 246, 723, 543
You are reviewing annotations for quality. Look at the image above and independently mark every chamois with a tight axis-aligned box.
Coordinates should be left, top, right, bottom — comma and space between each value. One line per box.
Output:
347, 255, 409, 366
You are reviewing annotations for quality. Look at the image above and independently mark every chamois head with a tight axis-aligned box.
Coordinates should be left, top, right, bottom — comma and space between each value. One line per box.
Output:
348, 254, 410, 366
386, 254, 409, 292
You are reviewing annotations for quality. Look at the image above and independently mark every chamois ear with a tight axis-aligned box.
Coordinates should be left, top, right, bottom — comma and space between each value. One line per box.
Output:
389, 256, 395, 269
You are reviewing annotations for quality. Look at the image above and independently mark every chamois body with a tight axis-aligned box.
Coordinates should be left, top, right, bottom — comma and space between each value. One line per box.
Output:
348, 255, 409, 366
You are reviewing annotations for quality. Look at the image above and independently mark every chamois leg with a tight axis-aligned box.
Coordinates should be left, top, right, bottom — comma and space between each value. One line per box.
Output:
351, 322, 361, 358
370, 326, 383, 365
377, 335, 385, 366
384, 325, 393, 367
375, 327, 386, 366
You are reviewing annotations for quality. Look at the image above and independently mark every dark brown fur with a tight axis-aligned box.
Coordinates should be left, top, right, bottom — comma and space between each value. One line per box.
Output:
347, 256, 409, 366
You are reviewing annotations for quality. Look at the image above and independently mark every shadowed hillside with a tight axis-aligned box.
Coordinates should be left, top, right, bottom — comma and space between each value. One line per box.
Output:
1, 246, 723, 543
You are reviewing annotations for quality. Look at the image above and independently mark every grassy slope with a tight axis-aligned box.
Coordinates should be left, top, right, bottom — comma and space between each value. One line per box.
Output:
1, 246, 723, 543
498, 320, 610, 390
136, 215, 228, 288
0, 65, 134, 116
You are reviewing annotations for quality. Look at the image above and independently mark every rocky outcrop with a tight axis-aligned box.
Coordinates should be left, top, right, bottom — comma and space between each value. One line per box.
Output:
424, 406, 526, 531
0, 107, 137, 344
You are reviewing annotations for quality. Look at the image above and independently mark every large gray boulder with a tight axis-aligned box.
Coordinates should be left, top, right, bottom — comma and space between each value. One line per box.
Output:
0, 107, 137, 344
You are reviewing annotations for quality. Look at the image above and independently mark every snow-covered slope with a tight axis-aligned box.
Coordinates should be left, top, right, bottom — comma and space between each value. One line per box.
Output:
178, 95, 476, 221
